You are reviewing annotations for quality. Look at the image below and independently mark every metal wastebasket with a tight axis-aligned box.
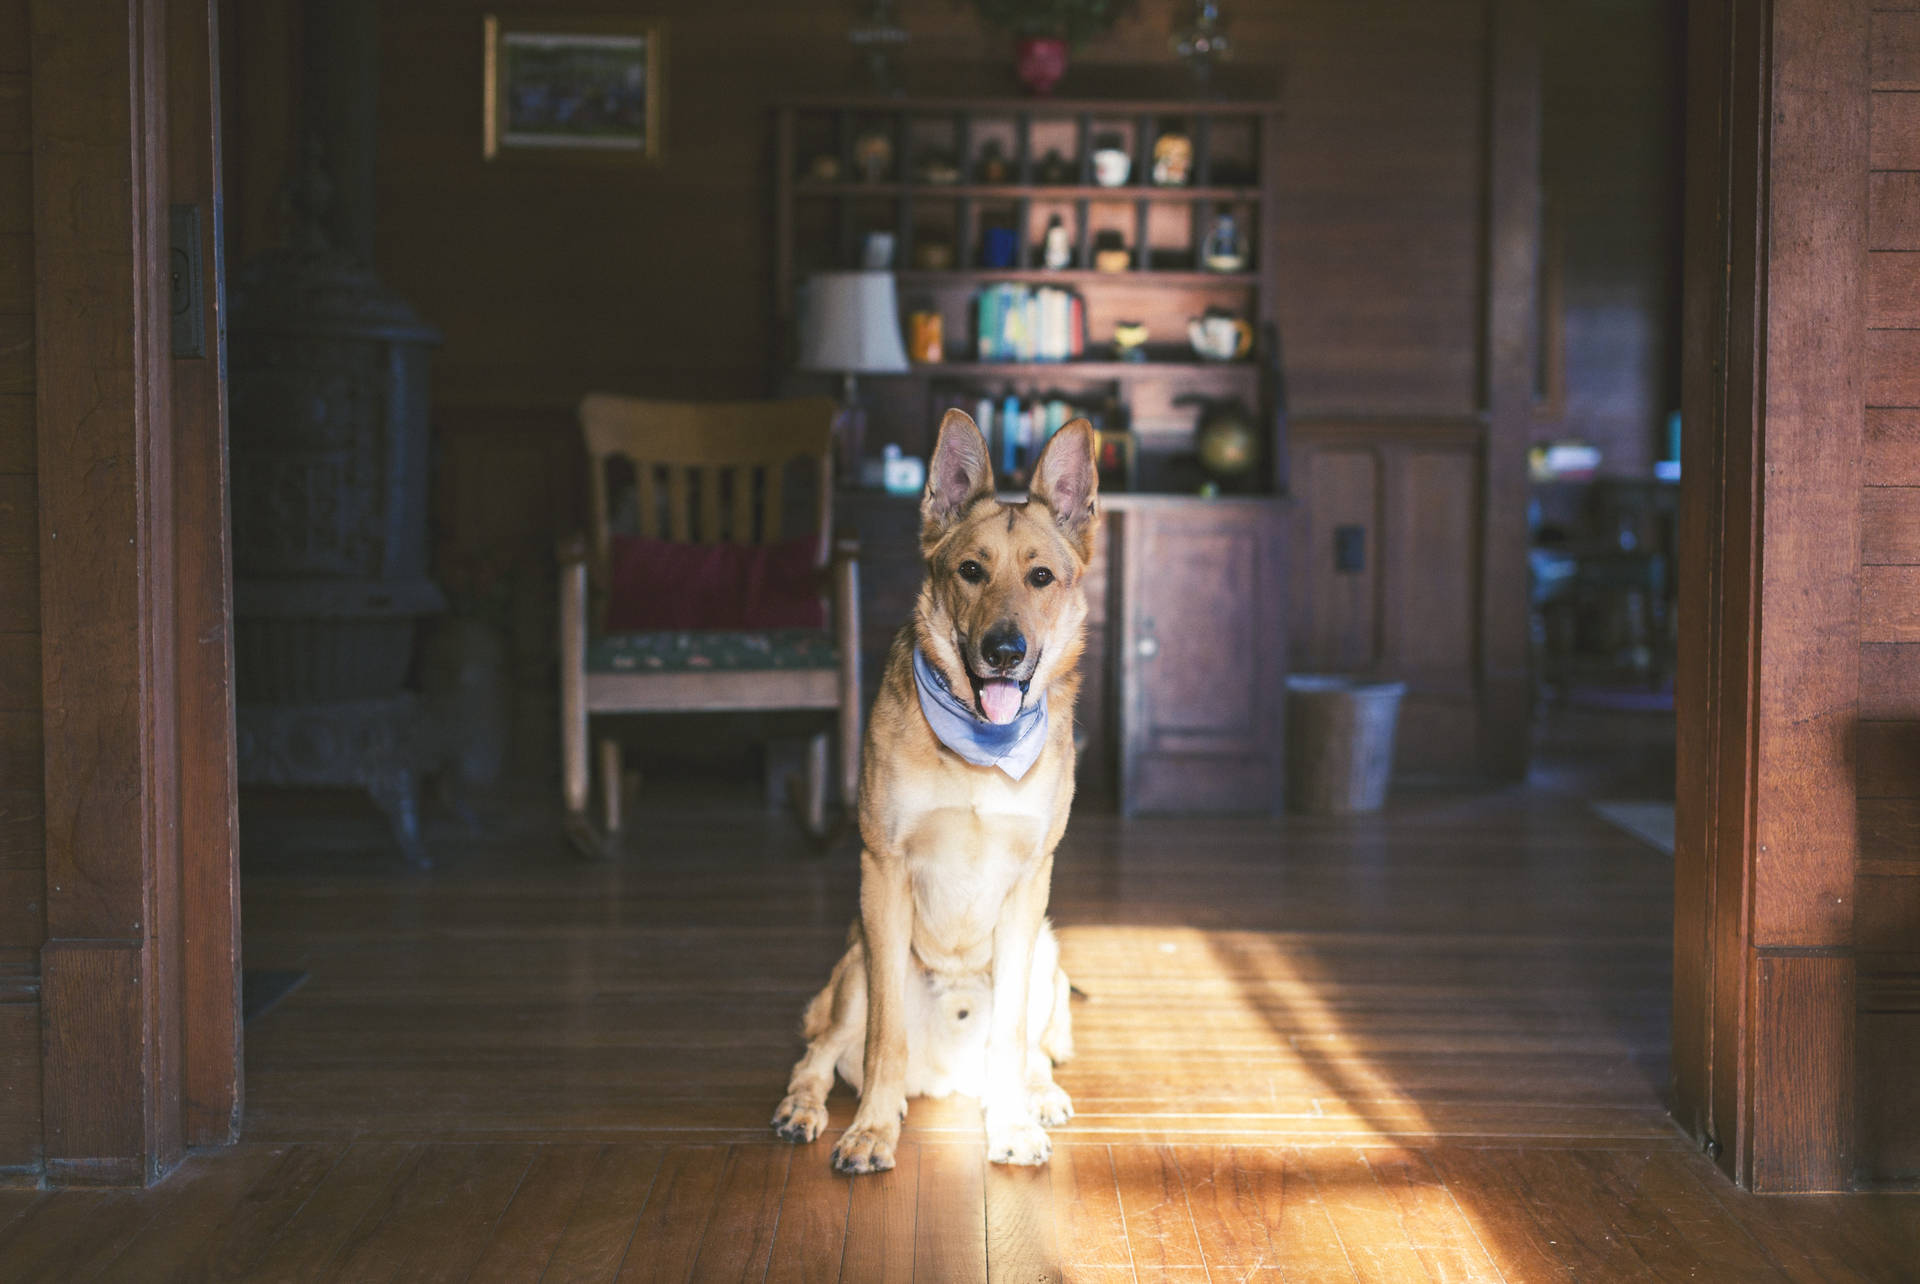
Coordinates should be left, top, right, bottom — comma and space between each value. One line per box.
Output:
1285, 675, 1406, 814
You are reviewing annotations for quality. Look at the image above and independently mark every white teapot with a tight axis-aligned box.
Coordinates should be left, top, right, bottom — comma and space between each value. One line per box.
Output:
1188, 309, 1252, 362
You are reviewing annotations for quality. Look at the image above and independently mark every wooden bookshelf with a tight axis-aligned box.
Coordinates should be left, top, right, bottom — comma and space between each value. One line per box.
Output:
772, 94, 1286, 493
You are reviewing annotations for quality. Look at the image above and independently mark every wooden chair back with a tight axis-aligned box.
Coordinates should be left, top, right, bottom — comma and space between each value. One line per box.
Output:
578, 395, 838, 589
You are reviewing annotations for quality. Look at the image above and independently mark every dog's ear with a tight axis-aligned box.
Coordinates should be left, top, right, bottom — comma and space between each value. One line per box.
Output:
922, 408, 996, 542
1028, 418, 1099, 561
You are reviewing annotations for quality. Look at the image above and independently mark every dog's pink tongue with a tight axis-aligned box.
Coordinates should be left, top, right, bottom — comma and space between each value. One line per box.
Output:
978, 679, 1023, 725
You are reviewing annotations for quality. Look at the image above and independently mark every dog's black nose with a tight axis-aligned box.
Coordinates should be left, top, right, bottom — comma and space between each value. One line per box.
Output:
980, 624, 1027, 671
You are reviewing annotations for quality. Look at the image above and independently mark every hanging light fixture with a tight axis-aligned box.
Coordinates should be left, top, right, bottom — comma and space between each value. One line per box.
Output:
1173, 1, 1231, 89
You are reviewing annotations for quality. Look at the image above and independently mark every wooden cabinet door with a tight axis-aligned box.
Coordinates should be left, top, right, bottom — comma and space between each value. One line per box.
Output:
1117, 503, 1287, 815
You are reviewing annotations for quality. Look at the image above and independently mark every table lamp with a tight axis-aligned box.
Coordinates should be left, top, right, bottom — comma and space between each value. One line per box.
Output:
797, 270, 911, 483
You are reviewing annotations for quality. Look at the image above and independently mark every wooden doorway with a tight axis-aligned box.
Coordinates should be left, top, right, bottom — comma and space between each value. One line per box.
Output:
10, 0, 241, 1184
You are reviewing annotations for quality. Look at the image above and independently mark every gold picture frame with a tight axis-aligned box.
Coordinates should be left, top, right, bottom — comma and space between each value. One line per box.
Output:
483, 15, 665, 162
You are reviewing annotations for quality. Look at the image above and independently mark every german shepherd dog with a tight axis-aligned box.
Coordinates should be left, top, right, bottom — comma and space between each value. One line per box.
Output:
772, 409, 1096, 1173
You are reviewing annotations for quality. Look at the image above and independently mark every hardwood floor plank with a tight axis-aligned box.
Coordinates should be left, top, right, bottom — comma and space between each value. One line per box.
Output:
1235, 1147, 1356, 1284
1170, 1143, 1355, 1283
985, 1153, 1063, 1284
1676, 1151, 1920, 1284
1430, 1147, 1691, 1282
89, 1147, 304, 1283
914, 1143, 986, 1281
763, 1138, 850, 1284
535, 1144, 664, 1283
115, 1144, 344, 1283
1168, 1144, 1269, 1276
322, 1142, 536, 1284
0, 1187, 46, 1239
1418, 1149, 1573, 1283
237, 1142, 419, 1283
466, 1143, 605, 1284
1110, 1143, 1205, 1272
838, 1139, 918, 1283
0, 1190, 160, 1282
686, 1144, 790, 1281
1294, 1147, 1436, 1284
613, 1145, 726, 1283
1569, 1150, 1784, 1283
1357, 1148, 1506, 1284
1049, 1144, 1132, 1269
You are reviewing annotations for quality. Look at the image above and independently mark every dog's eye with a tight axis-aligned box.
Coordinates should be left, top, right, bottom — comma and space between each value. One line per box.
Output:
957, 559, 987, 584
1027, 566, 1055, 588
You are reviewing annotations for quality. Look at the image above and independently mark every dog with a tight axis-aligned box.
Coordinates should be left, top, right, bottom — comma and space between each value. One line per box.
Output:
771, 408, 1097, 1173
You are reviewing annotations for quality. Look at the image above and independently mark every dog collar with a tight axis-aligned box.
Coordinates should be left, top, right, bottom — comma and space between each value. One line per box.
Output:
911, 647, 1049, 780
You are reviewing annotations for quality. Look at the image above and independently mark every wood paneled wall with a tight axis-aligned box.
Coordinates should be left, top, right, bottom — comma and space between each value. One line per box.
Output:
1535, 0, 1683, 473
0, 0, 42, 1179
1857, 4, 1920, 1184
1677, 0, 1920, 1192
1288, 420, 1485, 776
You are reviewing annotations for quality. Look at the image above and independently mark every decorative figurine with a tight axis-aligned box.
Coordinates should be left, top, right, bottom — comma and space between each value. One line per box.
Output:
1092, 229, 1131, 273
1201, 212, 1247, 271
912, 239, 956, 270
1112, 320, 1149, 362
976, 138, 1012, 183
1037, 148, 1075, 184
915, 149, 961, 184
1152, 130, 1193, 186
1042, 215, 1073, 269
854, 130, 893, 182
807, 153, 842, 182
1092, 134, 1131, 186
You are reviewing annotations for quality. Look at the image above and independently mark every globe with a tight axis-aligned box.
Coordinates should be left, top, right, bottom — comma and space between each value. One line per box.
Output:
1196, 408, 1258, 481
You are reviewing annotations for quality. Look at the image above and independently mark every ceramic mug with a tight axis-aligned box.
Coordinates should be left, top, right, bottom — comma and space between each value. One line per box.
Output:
1092, 148, 1131, 187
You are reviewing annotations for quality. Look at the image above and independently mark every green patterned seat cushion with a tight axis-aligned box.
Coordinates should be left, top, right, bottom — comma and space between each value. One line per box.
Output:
587, 628, 839, 673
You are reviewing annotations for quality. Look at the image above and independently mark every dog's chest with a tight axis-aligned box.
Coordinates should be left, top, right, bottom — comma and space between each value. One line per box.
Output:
900, 761, 1059, 968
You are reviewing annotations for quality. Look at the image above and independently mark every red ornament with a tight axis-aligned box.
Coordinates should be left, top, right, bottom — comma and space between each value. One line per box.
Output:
1014, 36, 1068, 96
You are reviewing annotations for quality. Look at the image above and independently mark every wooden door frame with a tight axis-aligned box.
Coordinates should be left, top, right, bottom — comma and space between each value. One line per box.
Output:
1673, 0, 1865, 1193
31, 0, 239, 1184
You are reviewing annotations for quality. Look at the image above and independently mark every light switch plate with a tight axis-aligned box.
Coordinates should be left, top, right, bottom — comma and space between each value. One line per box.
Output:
170, 203, 205, 358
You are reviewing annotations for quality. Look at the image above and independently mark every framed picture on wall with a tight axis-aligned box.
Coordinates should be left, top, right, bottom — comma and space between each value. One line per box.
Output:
483, 15, 665, 161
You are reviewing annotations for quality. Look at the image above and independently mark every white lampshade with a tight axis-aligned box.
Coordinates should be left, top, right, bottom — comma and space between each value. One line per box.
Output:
797, 270, 911, 375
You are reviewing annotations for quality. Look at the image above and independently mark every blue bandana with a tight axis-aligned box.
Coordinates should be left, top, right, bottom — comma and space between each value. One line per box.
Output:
911, 646, 1050, 780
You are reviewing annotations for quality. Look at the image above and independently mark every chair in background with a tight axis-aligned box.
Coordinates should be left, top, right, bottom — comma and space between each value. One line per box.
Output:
559, 395, 860, 850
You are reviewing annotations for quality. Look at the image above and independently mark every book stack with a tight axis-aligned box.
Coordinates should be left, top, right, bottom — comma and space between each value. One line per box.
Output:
970, 393, 1101, 482
974, 284, 1086, 362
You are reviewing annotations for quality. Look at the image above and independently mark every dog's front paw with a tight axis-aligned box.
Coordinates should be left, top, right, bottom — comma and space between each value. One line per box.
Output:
1030, 1082, 1074, 1127
772, 1094, 828, 1144
986, 1117, 1052, 1166
831, 1121, 899, 1174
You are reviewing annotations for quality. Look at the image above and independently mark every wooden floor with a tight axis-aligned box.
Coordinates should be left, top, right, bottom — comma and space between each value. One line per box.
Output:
3, 744, 1918, 1281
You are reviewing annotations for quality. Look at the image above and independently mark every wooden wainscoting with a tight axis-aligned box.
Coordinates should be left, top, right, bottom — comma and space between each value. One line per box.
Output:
1859, 9, 1920, 1184
0, 0, 42, 1179
1287, 418, 1485, 779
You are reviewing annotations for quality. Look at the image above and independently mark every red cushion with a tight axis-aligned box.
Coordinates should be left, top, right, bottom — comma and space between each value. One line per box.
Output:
605, 535, 825, 631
